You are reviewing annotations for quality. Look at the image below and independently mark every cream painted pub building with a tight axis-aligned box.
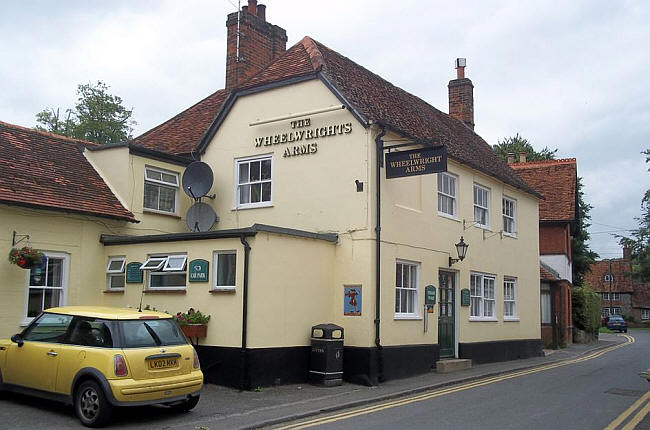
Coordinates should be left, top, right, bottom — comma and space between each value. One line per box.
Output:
0, 1, 542, 388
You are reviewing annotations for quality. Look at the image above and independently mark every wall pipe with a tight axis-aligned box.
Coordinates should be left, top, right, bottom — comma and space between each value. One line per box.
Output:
374, 126, 386, 383
239, 235, 251, 390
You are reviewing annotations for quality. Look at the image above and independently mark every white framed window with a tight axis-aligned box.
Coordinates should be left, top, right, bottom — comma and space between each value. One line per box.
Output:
602, 307, 610, 318
612, 292, 621, 301
437, 172, 457, 217
144, 166, 178, 214
642, 309, 649, 320
473, 184, 490, 228
213, 251, 237, 290
604, 273, 614, 282
106, 256, 126, 290
142, 254, 187, 290
235, 155, 272, 209
611, 307, 621, 315
502, 196, 516, 236
602, 292, 610, 300
503, 278, 517, 319
470, 273, 496, 320
395, 260, 419, 318
24, 252, 69, 323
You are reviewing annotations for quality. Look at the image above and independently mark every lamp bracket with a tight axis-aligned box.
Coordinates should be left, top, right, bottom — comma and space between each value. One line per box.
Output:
12, 231, 30, 247
449, 256, 460, 267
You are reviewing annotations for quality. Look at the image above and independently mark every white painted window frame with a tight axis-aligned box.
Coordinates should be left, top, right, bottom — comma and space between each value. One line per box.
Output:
143, 166, 179, 215
23, 251, 69, 326
473, 184, 490, 229
213, 251, 237, 291
611, 292, 621, 301
503, 277, 518, 320
143, 254, 187, 291
502, 196, 516, 236
234, 154, 273, 210
106, 256, 126, 291
437, 172, 458, 218
395, 260, 420, 319
470, 272, 497, 321
642, 309, 649, 320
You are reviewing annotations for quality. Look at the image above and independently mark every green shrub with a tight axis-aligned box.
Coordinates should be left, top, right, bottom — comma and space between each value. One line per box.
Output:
623, 314, 636, 323
572, 286, 601, 335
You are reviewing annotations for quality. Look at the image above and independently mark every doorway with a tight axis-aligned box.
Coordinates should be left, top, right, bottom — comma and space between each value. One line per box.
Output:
438, 271, 456, 358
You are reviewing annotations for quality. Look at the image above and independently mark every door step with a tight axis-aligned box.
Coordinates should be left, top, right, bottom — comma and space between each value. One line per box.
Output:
436, 359, 472, 374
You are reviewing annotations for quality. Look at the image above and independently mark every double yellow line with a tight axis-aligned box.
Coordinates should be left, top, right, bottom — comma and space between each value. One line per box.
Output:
277, 335, 636, 429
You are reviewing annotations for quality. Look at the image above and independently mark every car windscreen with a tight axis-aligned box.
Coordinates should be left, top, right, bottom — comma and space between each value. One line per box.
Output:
609, 316, 624, 321
120, 319, 187, 348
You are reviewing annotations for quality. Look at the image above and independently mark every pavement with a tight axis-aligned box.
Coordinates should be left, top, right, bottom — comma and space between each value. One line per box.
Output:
166, 335, 627, 430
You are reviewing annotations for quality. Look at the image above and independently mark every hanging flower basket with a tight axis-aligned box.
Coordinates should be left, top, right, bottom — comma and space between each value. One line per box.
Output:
8, 246, 44, 270
174, 308, 210, 339
180, 324, 208, 338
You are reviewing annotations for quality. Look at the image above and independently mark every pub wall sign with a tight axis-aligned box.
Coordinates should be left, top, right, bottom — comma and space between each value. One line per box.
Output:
385, 146, 447, 179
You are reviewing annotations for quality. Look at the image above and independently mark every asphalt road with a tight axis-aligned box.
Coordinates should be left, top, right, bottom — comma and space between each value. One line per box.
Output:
275, 331, 650, 430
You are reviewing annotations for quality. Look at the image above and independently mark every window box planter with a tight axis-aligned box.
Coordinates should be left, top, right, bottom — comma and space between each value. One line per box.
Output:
180, 324, 207, 339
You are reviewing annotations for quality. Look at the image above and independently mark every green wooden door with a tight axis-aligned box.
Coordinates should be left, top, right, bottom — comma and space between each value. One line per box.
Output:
438, 271, 455, 358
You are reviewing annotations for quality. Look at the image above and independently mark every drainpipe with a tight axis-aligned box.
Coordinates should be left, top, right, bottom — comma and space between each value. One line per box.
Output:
374, 126, 386, 383
239, 235, 251, 390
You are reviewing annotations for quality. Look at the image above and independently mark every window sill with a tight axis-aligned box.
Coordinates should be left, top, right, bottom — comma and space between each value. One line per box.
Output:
394, 315, 422, 321
503, 232, 517, 239
210, 287, 236, 294
504, 317, 520, 322
103, 289, 125, 294
438, 212, 460, 222
469, 317, 498, 322
144, 289, 187, 294
143, 208, 181, 219
232, 203, 274, 211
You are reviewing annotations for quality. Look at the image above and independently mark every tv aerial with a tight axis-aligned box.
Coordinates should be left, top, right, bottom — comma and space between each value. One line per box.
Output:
182, 161, 218, 232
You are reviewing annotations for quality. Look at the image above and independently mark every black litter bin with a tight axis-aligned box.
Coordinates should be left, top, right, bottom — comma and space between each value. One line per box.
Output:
309, 323, 344, 386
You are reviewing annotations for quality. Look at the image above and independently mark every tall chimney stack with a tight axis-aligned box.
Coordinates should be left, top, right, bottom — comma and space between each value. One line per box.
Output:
225, 1, 287, 91
448, 58, 475, 130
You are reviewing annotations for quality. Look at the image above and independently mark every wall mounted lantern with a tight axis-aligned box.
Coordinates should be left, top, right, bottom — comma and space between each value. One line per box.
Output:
449, 236, 469, 267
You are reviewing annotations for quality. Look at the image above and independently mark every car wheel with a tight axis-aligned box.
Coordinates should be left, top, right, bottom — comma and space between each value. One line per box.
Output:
75, 380, 113, 427
171, 395, 200, 413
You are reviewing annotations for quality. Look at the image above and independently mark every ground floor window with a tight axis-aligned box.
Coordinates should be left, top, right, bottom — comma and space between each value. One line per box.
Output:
503, 278, 517, 319
395, 260, 419, 317
541, 285, 551, 324
142, 254, 187, 290
213, 251, 236, 290
602, 307, 610, 317
642, 309, 650, 320
611, 307, 622, 315
106, 256, 125, 290
470, 273, 496, 320
25, 252, 68, 320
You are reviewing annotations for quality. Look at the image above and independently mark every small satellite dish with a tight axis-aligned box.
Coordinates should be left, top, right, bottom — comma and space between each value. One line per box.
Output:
186, 202, 218, 232
182, 161, 214, 199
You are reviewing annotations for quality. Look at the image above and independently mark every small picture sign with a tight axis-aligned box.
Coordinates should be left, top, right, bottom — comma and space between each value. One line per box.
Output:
461, 288, 471, 307
425, 285, 437, 305
344, 286, 362, 316
189, 259, 209, 283
125, 262, 143, 283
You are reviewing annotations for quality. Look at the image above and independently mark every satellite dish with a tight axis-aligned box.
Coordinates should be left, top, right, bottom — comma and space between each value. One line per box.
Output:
182, 161, 214, 199
186, 202, 218, 232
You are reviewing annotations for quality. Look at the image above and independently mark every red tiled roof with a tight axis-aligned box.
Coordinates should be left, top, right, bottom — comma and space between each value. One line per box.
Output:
510, 159, 577, 222
0, 121, 136, 222
132, 90, 229, 155
540, 265, 559, 281
584, 258, 635, 293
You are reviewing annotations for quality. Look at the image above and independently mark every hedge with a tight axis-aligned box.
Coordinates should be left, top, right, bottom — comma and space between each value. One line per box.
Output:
572, 286, 601, 335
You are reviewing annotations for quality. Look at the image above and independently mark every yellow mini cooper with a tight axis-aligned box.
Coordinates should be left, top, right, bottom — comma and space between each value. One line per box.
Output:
0, 306, 203, 427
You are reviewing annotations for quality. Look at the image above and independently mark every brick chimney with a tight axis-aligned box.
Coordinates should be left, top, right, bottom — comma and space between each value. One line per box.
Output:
519, 151, 527, 163
623, 246, 632, 261
507, 153, 515, 164
448, 58, 475, 130
225, 0, 287, 91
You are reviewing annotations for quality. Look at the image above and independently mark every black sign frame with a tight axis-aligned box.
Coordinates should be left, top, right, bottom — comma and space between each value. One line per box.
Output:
385, 146, 447, 179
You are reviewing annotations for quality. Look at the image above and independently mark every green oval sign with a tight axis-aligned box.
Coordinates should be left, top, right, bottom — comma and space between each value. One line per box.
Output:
189, 259, 209, 283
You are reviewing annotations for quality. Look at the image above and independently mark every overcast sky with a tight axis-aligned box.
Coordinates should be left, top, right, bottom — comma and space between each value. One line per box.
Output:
1, 0, 648, 259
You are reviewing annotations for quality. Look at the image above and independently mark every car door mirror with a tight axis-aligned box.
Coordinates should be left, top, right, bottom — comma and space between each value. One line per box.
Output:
10, 334, 24, 347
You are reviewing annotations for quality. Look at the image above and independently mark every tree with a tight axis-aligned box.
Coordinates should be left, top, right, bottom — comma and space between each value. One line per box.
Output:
618, 149, 650, 281
492, 133, 557, 162
35, 81, 136, 144
493, 134, 598, 286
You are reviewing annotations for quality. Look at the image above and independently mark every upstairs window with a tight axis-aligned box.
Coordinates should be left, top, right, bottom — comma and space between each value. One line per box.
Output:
144, 166, 178, 214
473, 184, 490, 228
602, 292, 610, 300
235, 156, 272, 209
604, 273, 614, 282
437, 173, 457, 217
106, 257, 125, 290
502, 197, 516, 236
141, 254, 187, 290
611, 292, 620, 301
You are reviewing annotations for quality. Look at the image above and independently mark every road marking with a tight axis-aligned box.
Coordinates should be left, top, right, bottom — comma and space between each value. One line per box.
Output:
604, 388, 650, 430
276, 335, 634, 430
621, 399, 650, 430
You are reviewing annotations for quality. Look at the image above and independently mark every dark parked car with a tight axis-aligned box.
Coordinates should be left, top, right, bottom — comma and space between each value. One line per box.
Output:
607, 315, 628, 333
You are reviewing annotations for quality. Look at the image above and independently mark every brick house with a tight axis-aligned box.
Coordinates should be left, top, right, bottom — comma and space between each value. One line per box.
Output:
511, 158, 578, 347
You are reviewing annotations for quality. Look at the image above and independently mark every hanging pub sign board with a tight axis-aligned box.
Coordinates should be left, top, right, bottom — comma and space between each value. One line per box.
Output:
189, 259, 209, 283
385, 146, 447, 179
125, 262, 143, 283
461, 288, 471, 307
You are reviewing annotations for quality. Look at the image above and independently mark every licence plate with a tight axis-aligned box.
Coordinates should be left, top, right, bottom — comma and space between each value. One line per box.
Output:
148, 358, 178, 370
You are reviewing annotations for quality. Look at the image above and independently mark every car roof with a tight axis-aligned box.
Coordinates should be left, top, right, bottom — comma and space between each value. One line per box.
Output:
45, 306, 173, 320
609, 315, 624, 319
